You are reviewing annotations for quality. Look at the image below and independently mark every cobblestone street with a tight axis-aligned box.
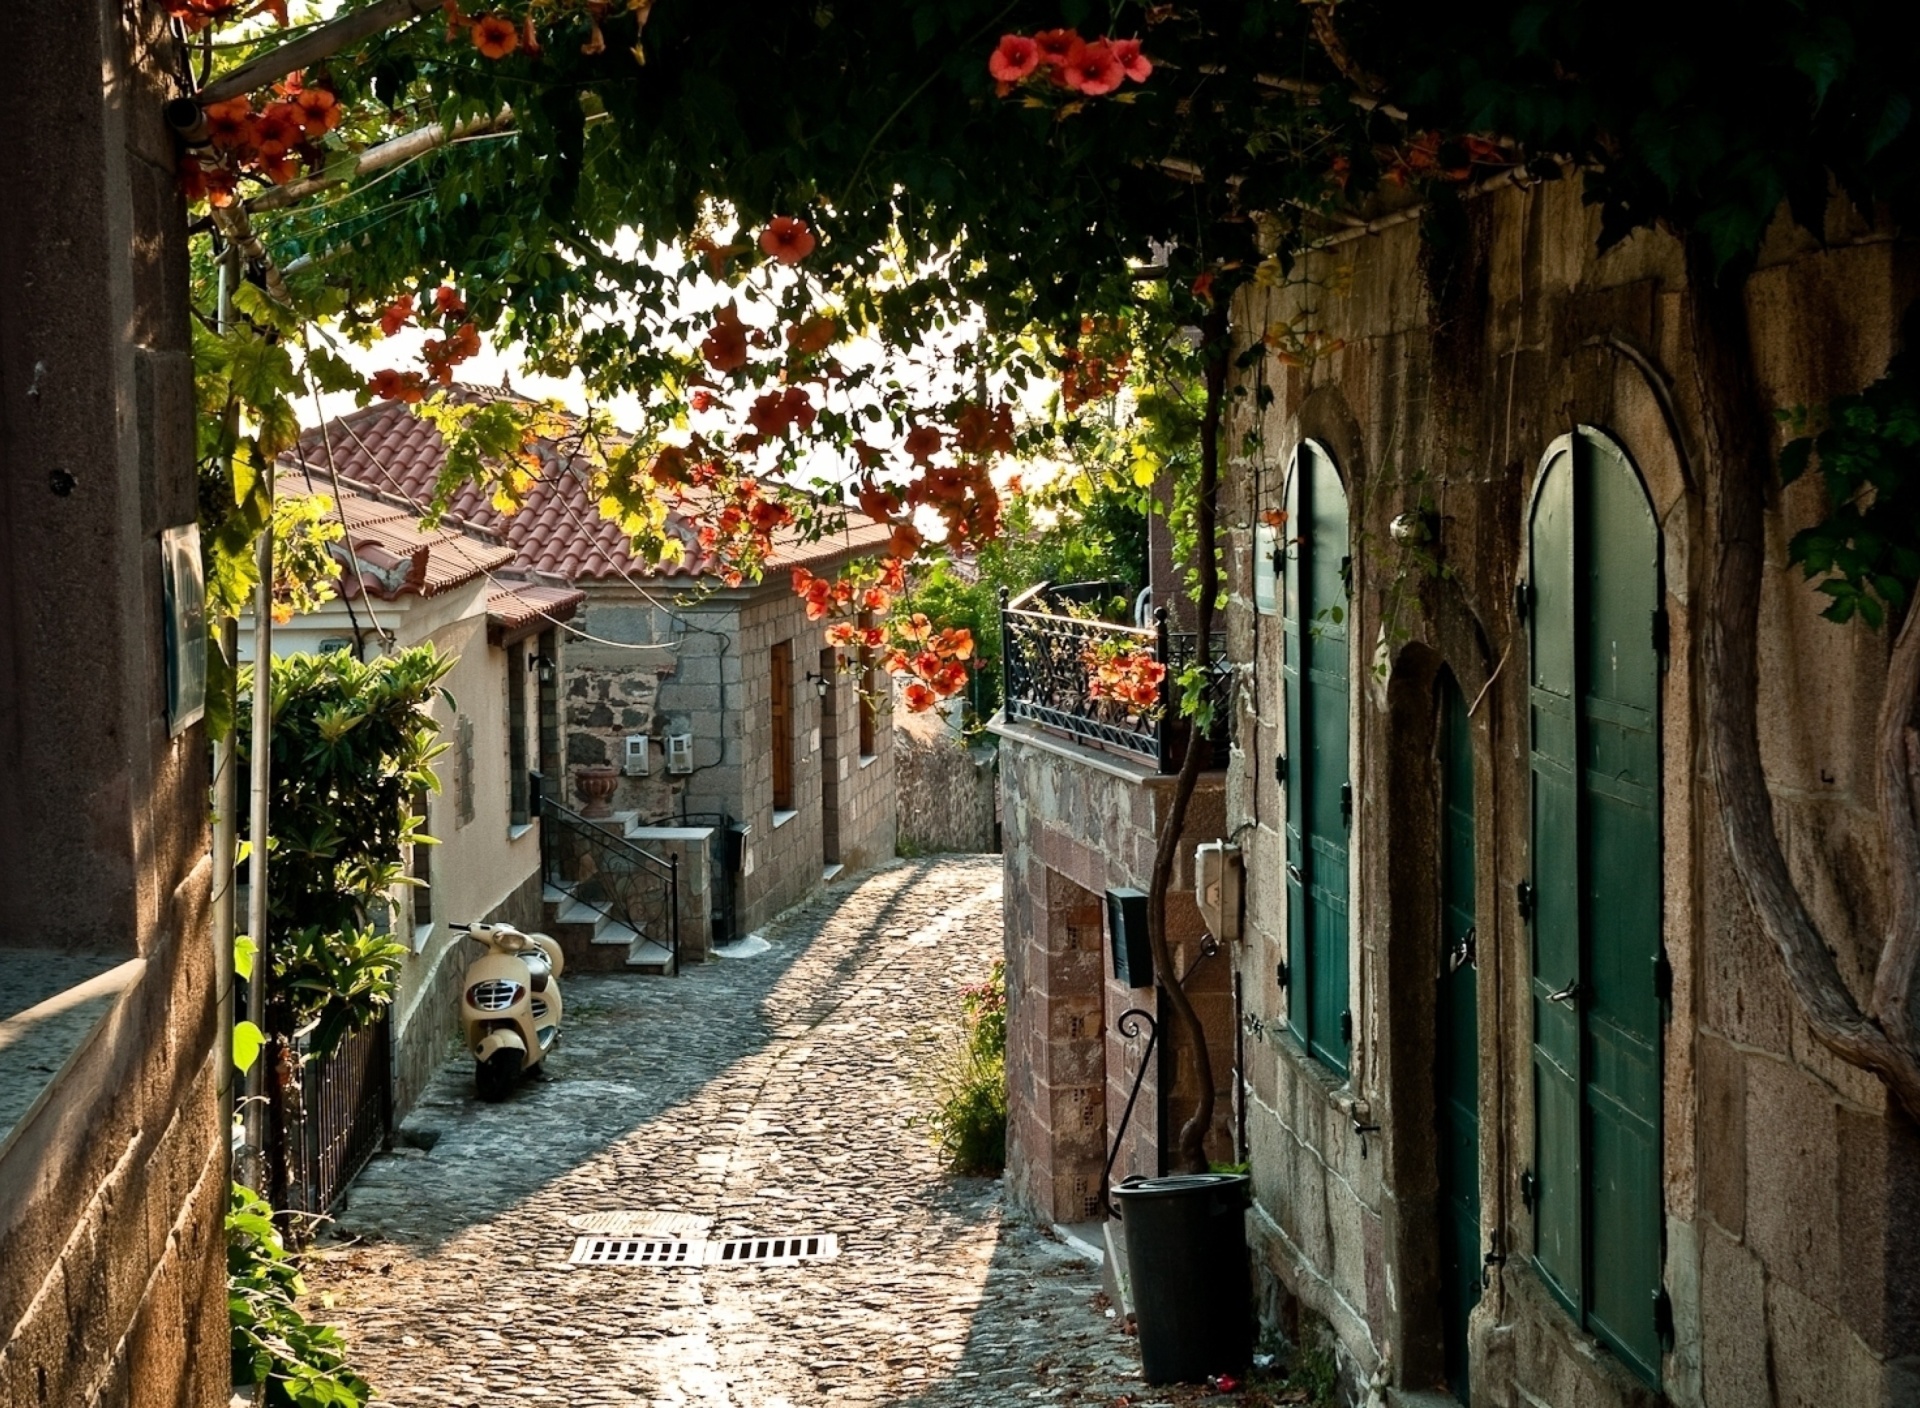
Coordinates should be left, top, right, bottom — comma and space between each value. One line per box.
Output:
309, 857, 1151, 1407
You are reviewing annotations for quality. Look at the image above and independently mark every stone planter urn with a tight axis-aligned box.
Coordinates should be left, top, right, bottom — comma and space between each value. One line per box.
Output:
573, 763, 619, 819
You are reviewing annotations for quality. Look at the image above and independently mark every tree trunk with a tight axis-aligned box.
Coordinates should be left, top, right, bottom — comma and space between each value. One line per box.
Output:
1687, 234, 1920, 1125
1148, 302, 1229, 1174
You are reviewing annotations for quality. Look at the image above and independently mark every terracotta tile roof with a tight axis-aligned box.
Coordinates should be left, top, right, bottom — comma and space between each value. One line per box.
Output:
276, 464, 515, 600
486, 581, 585, 639
288, 390, 891, 587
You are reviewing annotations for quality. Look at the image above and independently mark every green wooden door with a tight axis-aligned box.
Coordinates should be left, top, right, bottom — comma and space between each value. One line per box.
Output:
1527, 430, 1663, 1384
1281, 442, 1352, 1072
1436, 672, 1480, 1402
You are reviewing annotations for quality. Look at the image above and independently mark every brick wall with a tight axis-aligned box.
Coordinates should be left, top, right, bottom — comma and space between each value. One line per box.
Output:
998, 724, 1233, 1226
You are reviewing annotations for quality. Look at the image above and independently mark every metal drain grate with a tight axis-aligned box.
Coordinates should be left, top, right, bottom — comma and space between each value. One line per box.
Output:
705, 1233, 840, 1266
568, 1236, 699, 1266
565, 1230, 840, 1267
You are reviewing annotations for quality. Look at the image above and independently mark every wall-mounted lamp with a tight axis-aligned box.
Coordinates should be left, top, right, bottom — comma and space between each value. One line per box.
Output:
1389, 509, 1439, 547
804, 671, 830, 700
529, 653, 556, 683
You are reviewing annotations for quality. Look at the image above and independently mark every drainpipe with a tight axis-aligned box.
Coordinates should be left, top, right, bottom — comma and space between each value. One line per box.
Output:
243, 450, 274, 1190
210, 249, 238, 1184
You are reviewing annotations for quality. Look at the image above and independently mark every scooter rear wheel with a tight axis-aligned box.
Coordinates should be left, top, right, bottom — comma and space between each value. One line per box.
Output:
475, 1047, 523, 1102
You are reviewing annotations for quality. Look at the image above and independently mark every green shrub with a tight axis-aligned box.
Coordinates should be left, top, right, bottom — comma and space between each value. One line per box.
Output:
228, 1183, 371, 1407
925, 959, 1008, 1174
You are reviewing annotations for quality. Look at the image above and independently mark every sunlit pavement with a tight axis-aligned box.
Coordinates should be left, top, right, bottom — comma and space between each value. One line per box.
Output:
307, 857, 1150, 1407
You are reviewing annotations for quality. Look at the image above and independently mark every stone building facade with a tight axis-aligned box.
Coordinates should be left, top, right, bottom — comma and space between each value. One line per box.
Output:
0, 5, 228, 1403
1210, 179, 1920, 1405
560, 563, 901, 934
298, 396, 901, 946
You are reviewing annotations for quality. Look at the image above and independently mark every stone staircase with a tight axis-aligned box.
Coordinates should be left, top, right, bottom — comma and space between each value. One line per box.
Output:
541, 881, 675, 976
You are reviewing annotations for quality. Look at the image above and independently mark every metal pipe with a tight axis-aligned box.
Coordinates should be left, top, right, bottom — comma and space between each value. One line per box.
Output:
243, 482, 274, 1188
210, 252, 238, 1183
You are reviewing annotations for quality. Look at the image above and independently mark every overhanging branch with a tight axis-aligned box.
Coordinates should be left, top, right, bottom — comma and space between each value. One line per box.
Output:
199, 0, 441, 104
249, 109, 515, 213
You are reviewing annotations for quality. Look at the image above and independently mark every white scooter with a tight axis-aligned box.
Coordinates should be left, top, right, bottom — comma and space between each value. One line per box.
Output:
452, 922, 565, 1101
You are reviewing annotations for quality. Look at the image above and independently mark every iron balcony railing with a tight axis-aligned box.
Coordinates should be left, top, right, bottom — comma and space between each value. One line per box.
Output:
540, 796, 680, 968
999, 583, 1230, 774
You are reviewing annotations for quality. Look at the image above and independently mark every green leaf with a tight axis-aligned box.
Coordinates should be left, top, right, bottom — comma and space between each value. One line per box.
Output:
234, 933, 257, 982
232, 1020, 265, 1074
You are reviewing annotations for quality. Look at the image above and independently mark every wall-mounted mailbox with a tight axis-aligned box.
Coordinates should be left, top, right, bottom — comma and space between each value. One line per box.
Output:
1195, 840, 1244, 943
1107, 886, 1152, 988
1254, 521, 1280, 615
624, 734, 650, 776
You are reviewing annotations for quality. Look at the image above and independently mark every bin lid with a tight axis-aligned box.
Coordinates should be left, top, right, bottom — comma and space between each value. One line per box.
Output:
1110, 1173, 1249, 1201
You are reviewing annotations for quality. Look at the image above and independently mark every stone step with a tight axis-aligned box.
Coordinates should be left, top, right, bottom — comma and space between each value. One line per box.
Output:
822, 862, 845, 883
625, 936, 674, 974
556, 898, 610, 930
589, 918, 640, 948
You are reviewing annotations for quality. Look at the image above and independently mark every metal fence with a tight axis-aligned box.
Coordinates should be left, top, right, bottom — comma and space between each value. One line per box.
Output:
276, 1012, 391, 1219
999, 583, 1230, 773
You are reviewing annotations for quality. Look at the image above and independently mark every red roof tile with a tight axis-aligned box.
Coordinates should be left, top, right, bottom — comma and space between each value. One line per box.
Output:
288, 390, 891, 587
486, 581, 585, 639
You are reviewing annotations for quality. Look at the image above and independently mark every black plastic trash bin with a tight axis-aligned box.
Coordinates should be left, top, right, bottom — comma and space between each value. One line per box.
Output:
1111, 1173, 1252, 1385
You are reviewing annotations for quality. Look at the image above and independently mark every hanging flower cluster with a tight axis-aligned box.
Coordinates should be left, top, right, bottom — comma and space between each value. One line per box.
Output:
179, 73, 344, 206
1082, 638, 1168, 715
1059, 316, 1132, 410
792, 562, 976, 714
364, 286, 482, 403
451, 1, 626, 62
988, 29, 1151, 98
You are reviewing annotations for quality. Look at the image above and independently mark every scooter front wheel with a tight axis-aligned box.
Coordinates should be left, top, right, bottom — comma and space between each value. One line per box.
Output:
475, 1047, 523, 1102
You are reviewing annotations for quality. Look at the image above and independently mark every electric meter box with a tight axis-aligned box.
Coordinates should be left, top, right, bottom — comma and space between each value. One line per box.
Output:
624, 734, 650, 776
1194, 840, 1244, 943
666, 732, 694, 775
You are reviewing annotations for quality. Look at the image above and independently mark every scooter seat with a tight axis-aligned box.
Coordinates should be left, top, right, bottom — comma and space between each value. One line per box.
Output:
523, 948, 553, 993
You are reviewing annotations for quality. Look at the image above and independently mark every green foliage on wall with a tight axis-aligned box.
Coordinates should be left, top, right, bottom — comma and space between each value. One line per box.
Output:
1780, 307, 1920, 630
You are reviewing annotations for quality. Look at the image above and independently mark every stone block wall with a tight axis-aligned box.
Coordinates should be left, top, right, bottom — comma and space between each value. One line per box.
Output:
0, 6, 227, 1402
1217, 174, 1920, 1406
895, 705, 999, 854
998, 722, 1233, 1226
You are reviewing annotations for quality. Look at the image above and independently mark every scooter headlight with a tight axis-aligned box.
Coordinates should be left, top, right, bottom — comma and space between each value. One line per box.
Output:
466, 979, 524, 1011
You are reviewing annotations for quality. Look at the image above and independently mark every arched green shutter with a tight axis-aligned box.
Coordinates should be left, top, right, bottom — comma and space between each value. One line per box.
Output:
1527, 430, 1663, 1384
1528, 441, 1583, 1310
1282, 453, 1308, 1045
1281, 443, 1351, 1073
1580, 434, 1662, 1380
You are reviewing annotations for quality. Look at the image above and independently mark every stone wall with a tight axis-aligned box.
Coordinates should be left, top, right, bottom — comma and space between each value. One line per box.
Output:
0, 5, 228, 1403
895, 706, 999, 854
1220, 177, 1920, 1405
733, 578, 898, 932
998, 722, 1233, 1226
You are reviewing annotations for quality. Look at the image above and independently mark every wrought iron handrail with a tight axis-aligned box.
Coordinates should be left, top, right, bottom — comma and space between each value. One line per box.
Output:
540, 796, 680, 967
999, 584, 1230, 774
